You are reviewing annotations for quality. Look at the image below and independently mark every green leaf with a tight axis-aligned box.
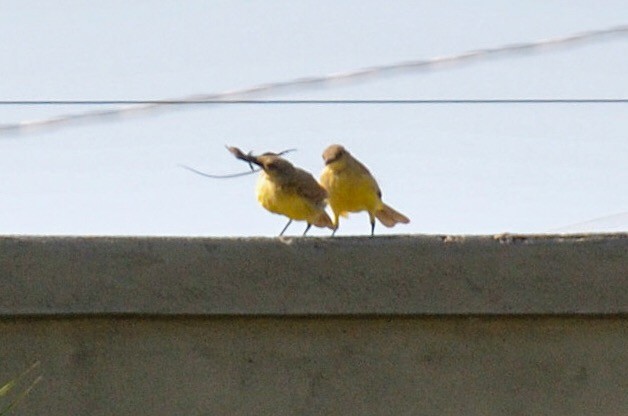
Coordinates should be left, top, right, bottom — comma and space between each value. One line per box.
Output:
0, 361, 42, 416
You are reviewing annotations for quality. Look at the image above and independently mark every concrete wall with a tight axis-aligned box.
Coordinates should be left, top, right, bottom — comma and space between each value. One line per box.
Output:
1, 235, 627, 415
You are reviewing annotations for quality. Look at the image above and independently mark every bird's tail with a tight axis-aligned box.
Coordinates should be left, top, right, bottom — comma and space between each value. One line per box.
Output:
375, 203, 410, 227
312, 211, 335, 230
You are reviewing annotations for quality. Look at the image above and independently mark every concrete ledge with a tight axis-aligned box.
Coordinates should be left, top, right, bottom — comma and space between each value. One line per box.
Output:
2, 316, 627, 416
1, 234, 626, 316
2, 235, 627, 415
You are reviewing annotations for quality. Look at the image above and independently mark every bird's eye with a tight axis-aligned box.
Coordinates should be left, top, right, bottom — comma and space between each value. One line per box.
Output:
331, 151, 343, 161
266, 162, 277, 170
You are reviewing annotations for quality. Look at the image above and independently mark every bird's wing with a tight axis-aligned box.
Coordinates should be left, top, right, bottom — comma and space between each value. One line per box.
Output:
354, 159, 382, 199
292, 168, 328, 205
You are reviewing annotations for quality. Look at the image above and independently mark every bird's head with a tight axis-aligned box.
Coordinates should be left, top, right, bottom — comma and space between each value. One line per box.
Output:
254, 154, 295, 178
227, 146, 295, 178
322, 144, 350, 167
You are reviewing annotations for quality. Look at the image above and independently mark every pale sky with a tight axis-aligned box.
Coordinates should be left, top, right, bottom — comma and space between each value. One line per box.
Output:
1, 1, 627, 236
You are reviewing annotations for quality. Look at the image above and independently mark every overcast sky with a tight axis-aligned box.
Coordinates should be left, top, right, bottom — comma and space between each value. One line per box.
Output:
1, 1, 627, 237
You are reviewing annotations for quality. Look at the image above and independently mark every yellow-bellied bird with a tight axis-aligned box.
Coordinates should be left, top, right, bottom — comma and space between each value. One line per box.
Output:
228, 146, 334, 236
320, 144, 410, 236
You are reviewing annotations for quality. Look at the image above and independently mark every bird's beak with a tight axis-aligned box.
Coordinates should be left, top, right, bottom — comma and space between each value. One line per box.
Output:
227, 145, 263, 168
323, 154, 338, 165
246, 154, 264, 168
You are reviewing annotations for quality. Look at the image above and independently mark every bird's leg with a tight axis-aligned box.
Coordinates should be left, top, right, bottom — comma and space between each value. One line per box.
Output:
369, 213, 376, 237
279, 219, 292, 236
331, 215, 339, 237
303, 223, 312, 236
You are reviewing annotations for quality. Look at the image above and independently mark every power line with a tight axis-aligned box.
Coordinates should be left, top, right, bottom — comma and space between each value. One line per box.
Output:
549, 211, 628, 232
1, 99, 627, 105
1, 24, 627, 136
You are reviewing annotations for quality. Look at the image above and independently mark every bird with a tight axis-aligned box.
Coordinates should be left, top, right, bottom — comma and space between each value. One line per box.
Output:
228, 146, 334, 236
319, 144, 410, 236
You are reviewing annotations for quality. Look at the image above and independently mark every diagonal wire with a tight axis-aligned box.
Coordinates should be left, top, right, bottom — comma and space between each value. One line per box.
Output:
1, 24, 627, 136
548, 211, 628, 232
0, 99, 627, 105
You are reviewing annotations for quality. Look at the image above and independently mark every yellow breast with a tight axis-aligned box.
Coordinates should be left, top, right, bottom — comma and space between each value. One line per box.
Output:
321, 166, 382, 215
256, 174, 320, 222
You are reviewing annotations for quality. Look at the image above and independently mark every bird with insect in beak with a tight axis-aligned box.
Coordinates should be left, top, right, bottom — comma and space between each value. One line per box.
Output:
320, 144, 410, 236
227, 146, 334, 236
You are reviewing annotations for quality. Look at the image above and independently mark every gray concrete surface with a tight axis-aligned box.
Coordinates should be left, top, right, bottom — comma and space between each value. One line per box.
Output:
1, 234, 627, 415
2, 317, 627, 416
1, 234, 627, 315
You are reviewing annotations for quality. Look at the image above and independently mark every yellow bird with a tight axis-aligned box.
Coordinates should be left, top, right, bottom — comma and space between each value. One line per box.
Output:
228, 146, 334, 236
320, 144, 410, 236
